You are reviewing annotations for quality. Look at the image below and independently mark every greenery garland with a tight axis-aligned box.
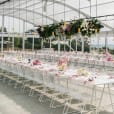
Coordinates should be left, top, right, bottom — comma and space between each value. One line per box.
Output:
37, 18, 104, 39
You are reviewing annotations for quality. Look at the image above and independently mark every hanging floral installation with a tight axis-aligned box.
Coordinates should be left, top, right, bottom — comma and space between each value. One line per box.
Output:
80, 19, 104, 37
37, 18, 104, 39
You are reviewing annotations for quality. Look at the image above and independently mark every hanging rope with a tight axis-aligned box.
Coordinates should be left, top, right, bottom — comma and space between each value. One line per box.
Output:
95, 0, 98, 33
32, 0, 35, 51
50, 0, 54, 48
63, 0, 66, 52
79, 0, 80, 19
41, 0, 44, 49
8, 1, 10, 41
24, 0, 28, 47
1, 2, 5, 52
95, 0, 99, 53
76, 0, 81, 51
52, 0, 55, 25
96, 0, 98, 18
32, 0, 35, 32
78, 0, 81, 32
64, 0, 66, 22
105, 16, 108, 52
90, 0, 91, 18
13, 0, 14, 32
17, 0, 21, 50
26, 0, 27, 36
42, 0, 44, 26
52, 0, 55, 37
19, 0, 21, 37
89, 0, 92, 53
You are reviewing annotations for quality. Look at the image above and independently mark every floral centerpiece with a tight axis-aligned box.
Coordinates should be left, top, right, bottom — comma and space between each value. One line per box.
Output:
0, 54, 4, 58
57, 56, 68, 71
77, 68, 88, 76
17, 55, 22, 61
32, 59, 41, 65
104, 52, 114, 62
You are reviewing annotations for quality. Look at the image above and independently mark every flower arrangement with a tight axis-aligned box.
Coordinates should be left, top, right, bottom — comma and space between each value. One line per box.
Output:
37, 18, 103, 39
32, 59, 41, 65
0, 54, 4, 58
37, 26, 44, 38
57, 56, 68, 71
17, 55, 22, 61
70, 19, 83, 35
37, 24, 59, 38
104, 52, 114, 62
77, 68, 88, 76
80, 19, 104, 37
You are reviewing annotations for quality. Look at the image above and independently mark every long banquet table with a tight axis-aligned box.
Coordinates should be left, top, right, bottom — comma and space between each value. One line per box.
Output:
3, 51, 114, 68
0, 55, 114, 113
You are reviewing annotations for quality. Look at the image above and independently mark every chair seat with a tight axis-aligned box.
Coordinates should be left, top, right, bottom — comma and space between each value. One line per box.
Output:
4, 74, 18, 80
53, 94, 70, 103
42, 90, 60, 98
29, 84, 43, 89
66, 102, 93, 114
69, 92, 91, 102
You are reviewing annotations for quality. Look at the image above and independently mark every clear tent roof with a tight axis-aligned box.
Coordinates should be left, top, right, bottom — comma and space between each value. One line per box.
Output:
0, 0, 114, 32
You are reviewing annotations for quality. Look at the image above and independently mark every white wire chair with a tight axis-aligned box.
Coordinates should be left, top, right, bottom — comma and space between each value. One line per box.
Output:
20, 66, 36, 92
12, 64, 28, 88
0, 62, 5, 80
27, 68, 45, 96
63, 79, 98, 114
49, 75, 70, 108
1, 62, 18, 84
34, 69, 59, 102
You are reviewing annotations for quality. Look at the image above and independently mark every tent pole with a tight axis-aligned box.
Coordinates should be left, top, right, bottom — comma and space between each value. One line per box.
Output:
22, 21, 25, 51
32, 35, 35, 51
1, 15, 4, 53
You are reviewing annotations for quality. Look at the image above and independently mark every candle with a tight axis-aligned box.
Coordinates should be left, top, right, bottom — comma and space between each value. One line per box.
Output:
95, 29, 98, 33
64, 22, 66, 26
32, 32, 35, 35
52, 32, 55, 36
78, 28, 80, 33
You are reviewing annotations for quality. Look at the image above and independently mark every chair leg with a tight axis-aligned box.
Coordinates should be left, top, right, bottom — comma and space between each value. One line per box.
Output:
63, 103, 69, 114
50, 97, 57, 108
50, 97, 55, 108
8, 80, 12, 85
22, 86, 26, 93
20, 85, 25, 92
29, 89, 34, 96
3, 77, 6, 83
39, 94, 44, 102
50, 95, 68, 109
63, 99, 72, 114
14, 82, 18, 88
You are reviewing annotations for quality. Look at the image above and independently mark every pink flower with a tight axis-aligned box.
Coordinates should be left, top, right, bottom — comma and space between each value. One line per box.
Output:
104, 52, 113, 61
33, 60, 41, 65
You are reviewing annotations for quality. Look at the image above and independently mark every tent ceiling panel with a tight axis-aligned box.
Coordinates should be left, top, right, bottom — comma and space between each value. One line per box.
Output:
0, 0, 113, 31
30, 18, 53, 25
103, 20, 114, 29
97, 0, 114, 4
97, 2, 114, 17
80, 0, 90, 8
